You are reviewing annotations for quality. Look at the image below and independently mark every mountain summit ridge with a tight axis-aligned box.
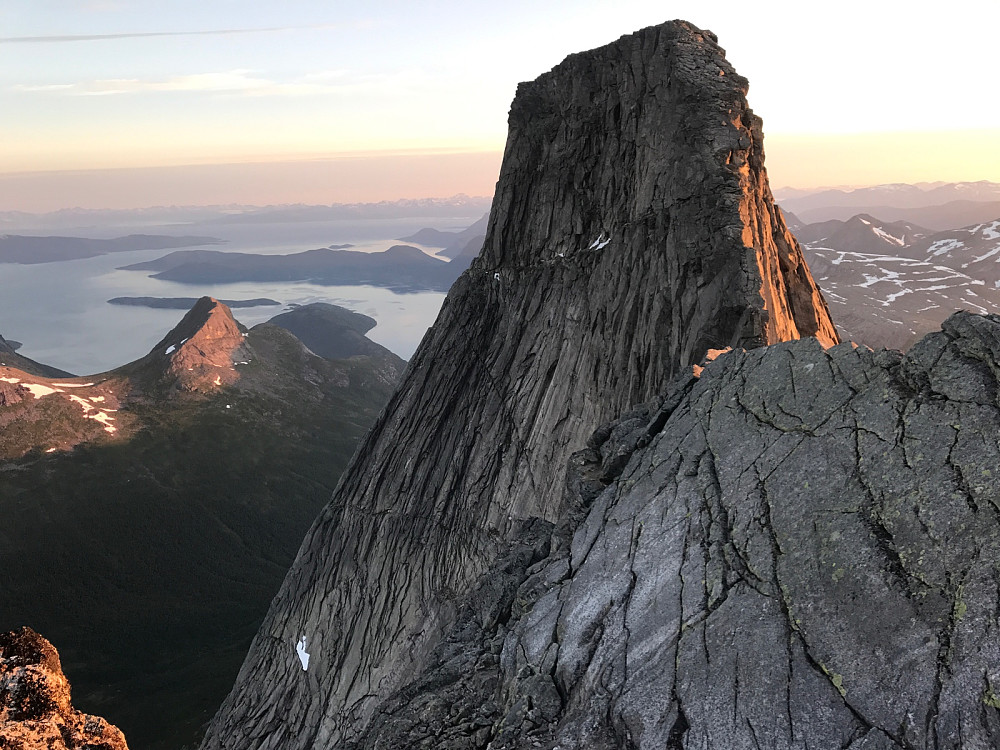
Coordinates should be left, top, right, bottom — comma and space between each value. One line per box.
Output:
202, 20, 837, 749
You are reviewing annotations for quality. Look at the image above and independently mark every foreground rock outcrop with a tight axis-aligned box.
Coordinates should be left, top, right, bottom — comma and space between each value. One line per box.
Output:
203, 20, 837, 749
0, 628, 128, 749
341, 310, 1000, 749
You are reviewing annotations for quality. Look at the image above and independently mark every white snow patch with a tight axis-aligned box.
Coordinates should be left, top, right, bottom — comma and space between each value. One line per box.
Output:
970, 243, 1000, 264
68, 394, 94, 412
974, 220, 1000, 240
296, 636, 310, 671
22, 383, 61, 399
493, 272, 500, 282
882, 289, 913, 306
859, 218, 871, 225
52, 382, 94, 388
65, 394, 118, 432
588, 233, 611, 250
871, 226, 905, 246
45, 448, 56, 453
213, 376, 222, 386
165, 345, 176, 355
90, 412, 117, 433
0, 376, 20, 384
858, 270, 900, 288
90, 396, 105, 402
926, 239, 964, 257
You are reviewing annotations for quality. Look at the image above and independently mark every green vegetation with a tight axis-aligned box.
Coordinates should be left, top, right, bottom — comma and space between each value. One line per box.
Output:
0, 323, 401, 750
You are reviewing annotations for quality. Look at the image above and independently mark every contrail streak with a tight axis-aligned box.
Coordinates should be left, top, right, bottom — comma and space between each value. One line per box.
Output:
0, 25, 336, 44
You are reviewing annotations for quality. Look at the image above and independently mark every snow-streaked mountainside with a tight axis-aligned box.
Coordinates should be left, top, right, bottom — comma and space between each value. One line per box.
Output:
794, 214, 931, 254
776, 180, 1000, 212
777, 181, 1000, 229
900, 219, 1000, 283
798, 214, 1000, 349
0, 299, 405, 750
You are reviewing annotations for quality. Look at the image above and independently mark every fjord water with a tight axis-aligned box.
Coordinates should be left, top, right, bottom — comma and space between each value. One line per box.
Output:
0, 216, 470, 374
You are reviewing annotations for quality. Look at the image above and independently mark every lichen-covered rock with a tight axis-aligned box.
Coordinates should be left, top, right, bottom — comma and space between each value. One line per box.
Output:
202, 20, 836, 749
0, 627, 129, 749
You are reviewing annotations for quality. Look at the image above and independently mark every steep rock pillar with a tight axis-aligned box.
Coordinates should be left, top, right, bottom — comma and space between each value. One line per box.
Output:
201, 20, 838, 749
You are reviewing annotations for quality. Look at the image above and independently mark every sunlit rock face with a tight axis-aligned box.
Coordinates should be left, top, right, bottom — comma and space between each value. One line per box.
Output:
201, 20, 837, 749
0, 628, 129, 750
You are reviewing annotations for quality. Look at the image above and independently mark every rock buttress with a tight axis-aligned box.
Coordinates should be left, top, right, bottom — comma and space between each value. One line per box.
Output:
341, 311, 1000, 749
201, 20, 837, 749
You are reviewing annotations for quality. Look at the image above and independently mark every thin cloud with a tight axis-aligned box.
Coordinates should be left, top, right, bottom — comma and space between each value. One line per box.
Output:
12, 68, 434, 99
12, 83, 75, 92
0, 25, 337, 44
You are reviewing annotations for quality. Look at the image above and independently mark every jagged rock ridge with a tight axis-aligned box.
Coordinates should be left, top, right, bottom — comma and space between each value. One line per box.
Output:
203, 20, 836, 749
345, 311, 1000, 749
0, 627, 128, 749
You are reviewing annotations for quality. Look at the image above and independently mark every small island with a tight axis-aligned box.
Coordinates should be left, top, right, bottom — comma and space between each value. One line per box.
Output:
108, 297, 281, 309
119, 244, 470, 293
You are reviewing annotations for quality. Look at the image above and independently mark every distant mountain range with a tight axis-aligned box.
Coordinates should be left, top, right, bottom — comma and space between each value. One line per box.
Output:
777, 181, 1000, 230
108, 296, 280, 309
0, 195, 493, 232
0, 234, 224, 264
0, 299, 403, 750
794, 212, 1000, 349
398, 212, 488, 259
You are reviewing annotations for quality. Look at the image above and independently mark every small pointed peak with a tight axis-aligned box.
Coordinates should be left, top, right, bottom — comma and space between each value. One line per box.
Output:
143, 297, 249, 392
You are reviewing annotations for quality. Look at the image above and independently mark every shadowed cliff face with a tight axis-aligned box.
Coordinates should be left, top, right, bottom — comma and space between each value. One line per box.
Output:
201, 21, 837, 749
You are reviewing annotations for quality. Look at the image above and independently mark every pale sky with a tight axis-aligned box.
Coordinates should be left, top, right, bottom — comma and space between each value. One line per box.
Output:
1, 1, 998, 211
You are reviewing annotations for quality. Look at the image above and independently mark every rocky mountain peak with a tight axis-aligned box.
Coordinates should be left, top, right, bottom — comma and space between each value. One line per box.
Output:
202, 20, 839, 750
479, 19, 837, 352
143, 296, 249, 392
0, 627, 128, 749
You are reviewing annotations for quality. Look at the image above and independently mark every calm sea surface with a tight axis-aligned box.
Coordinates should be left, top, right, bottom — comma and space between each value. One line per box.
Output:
0, 216, 474, 375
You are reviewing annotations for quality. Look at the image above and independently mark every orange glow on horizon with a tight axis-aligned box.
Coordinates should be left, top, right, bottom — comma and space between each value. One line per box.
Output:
764, 129, 1000, 190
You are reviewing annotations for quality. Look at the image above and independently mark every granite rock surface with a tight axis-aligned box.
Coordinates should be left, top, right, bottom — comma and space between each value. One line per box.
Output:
345, 310, 1000, 749
202, 20, 836, 749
